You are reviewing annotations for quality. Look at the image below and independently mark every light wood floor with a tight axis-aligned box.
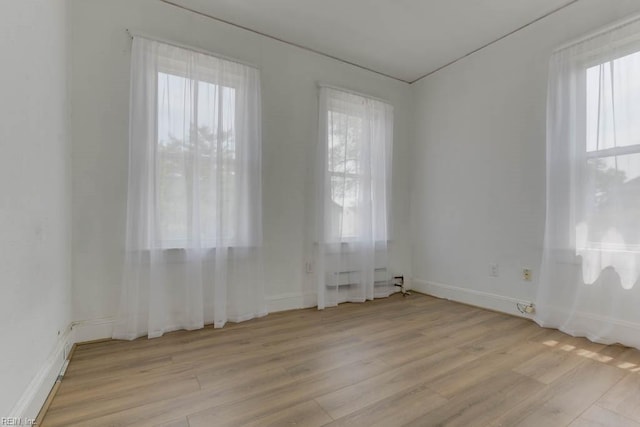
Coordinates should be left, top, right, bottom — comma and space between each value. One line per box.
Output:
42, 293, 640, 427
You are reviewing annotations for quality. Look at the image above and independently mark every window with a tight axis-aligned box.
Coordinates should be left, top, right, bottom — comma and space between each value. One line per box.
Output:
578, 50, 640, 257
117, 37, 265, 339
126, 37, 262, 251
537, 17, 640, 348
560, 43, 640, 290
156, 71, 238, 248
315, 86, 394, 309
321, 88, 392, 243
327, 108, 364, 239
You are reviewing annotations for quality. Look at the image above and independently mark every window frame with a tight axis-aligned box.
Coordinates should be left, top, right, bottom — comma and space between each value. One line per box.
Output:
322, 90, 391, 244
326, 106, 366, 241
575, 47, 640, 253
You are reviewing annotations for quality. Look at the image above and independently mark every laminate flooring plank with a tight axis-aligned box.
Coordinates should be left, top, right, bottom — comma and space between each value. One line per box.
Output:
596, 373, 640, 423
568, 405, 640, 427
41, 293, 640, 427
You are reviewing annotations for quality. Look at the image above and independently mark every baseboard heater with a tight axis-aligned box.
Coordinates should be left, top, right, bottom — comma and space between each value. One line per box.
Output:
326, 267, 390, 288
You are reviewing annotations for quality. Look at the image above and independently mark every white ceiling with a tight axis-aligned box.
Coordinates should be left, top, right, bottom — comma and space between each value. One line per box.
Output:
165, 0, 575, 83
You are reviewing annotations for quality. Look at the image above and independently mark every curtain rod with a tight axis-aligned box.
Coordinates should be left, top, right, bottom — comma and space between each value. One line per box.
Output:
125, 28, 259, 70
553, 11, 640, 53
317, 82, 390, 105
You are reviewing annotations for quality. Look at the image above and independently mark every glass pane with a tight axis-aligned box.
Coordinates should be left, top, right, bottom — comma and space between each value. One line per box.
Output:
330, 175, 360, 208
327, 107, 364, 240
586, 50, 640, 152
327, 110, 362, 174
328, 110, 347, 174
156, 72, 236, 247
196, 81, 236, 244
582, 152, 640, 246
330, 175, 360, 239
157, 72, 193, 245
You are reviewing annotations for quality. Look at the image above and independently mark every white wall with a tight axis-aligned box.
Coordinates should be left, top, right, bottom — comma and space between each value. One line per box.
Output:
69, 0, 413, 338
8, 0, 640, 417
410, 0, 640, 316
0, 0, 72, 418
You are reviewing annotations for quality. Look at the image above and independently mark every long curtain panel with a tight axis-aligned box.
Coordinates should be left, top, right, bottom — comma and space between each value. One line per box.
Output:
536, 18, 640, 348
315, 87, 394, 309
113, 37, 266, 340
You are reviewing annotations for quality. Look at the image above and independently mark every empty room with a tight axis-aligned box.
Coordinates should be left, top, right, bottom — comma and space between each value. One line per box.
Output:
4, 0, 640, 425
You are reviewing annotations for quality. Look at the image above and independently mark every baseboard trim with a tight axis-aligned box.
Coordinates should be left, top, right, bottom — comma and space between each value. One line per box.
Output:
72, 316, 115, 343
266, 292, 317, 312
9, 325, 73, 421
35, 379, 61, 425
70, 298, 319, 342
413, 279, 534, 319
535, 306, 640, 348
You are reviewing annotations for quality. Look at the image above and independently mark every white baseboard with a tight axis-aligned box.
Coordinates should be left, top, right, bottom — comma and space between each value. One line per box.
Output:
412, 279, 533, 319
69, 297, 320, 342
11, 317, 113, 420
266, 292, 317, 312
72, 317, 114, 343
302, 292, 317, 308
9, 325, 73, 420
535, 306, 640, 348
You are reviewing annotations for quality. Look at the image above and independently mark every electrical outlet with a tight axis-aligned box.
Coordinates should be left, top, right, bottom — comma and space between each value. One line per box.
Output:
522, 268, 532, 281
489, 263, 499, 277
305, 261, 313, 274
517, 302, 536, 315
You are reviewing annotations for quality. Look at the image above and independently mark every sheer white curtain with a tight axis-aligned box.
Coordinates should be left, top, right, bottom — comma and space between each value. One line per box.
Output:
315, 87, 394, 309
113, 37, 266, 340
537, 18, 640, 348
